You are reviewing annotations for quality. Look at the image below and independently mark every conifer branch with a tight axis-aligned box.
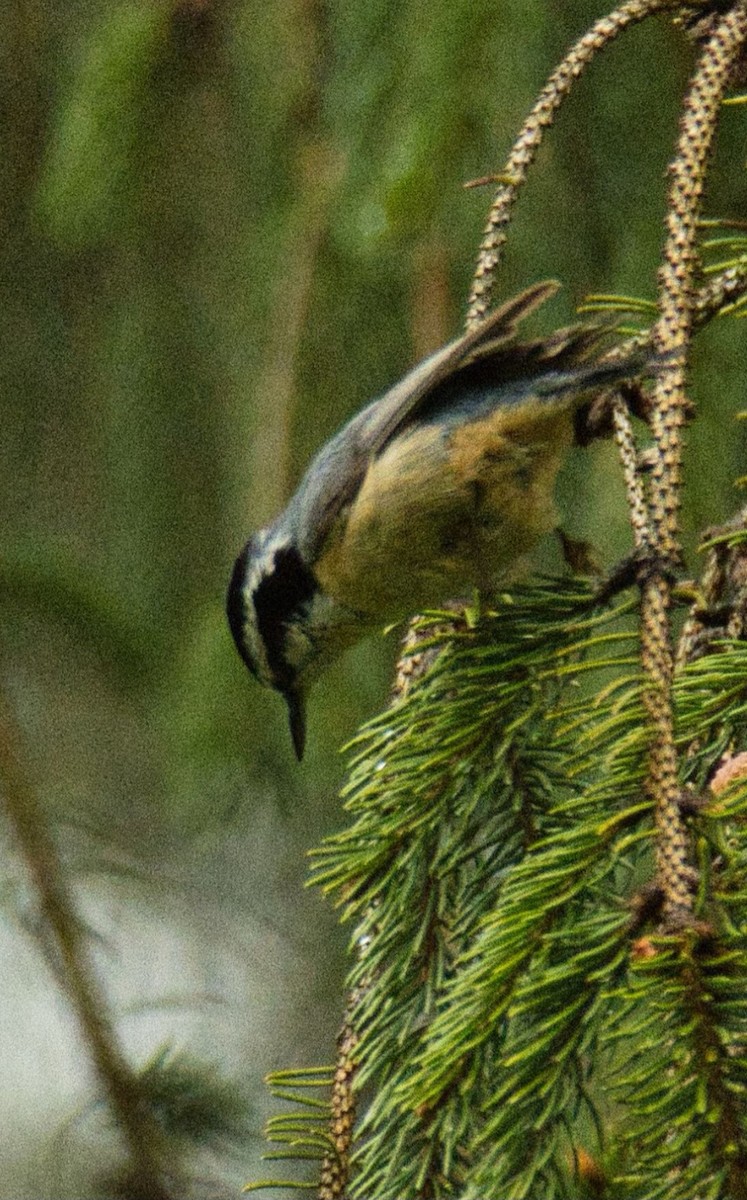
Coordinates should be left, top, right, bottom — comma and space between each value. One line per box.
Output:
250, 7, 747, 1196
316, 610, 465, 1199
642, 2, 747, 926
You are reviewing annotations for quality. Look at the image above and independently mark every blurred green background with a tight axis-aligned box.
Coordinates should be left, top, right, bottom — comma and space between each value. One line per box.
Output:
0, 1, 745, 1195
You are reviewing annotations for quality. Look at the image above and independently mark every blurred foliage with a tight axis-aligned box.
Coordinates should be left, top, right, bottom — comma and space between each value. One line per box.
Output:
136, 1044, 252, 1147
1, 1, 746, 1196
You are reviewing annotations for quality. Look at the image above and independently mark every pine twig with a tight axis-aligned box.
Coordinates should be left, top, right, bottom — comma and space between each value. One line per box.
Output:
612, 394, 653, 556
641, 2, 747, 926
316, 609, 464, 1199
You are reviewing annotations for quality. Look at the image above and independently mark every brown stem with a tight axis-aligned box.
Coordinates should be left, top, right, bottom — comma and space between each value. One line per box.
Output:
411, 234, 455, 361
250, 141, 343, 525
0, 687, 175, 1200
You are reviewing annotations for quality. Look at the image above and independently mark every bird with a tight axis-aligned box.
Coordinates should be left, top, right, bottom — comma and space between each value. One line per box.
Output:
227, 280, 646, 759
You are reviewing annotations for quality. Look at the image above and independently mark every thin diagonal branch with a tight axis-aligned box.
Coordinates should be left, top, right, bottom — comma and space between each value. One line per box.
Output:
0, 686, 176, 1200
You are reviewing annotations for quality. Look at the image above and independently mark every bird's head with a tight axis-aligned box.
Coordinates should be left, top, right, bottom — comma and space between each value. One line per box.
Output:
226, 531, 318, 760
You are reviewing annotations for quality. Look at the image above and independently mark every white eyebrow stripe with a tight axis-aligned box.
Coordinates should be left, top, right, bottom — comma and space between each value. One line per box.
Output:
242, 529, 292, 605
241, 531, 297, 687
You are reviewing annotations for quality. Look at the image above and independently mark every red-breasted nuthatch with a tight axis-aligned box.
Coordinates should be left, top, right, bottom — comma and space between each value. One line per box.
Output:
227, 281, 645, 758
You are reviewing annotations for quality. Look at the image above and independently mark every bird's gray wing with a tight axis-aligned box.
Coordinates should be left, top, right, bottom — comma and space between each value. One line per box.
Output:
358, 279, 560, 455
291, 280, 560, 564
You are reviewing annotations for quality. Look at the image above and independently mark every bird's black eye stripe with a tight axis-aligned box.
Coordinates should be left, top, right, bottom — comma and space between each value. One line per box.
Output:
253, 546, 317, 689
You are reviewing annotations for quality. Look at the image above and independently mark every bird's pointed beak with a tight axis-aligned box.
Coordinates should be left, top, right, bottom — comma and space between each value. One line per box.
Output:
284, 689, 307, 761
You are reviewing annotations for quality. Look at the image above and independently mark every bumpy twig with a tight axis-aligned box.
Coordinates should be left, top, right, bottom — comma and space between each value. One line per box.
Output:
467, 0, 679, 327
640, 4, 747, 925
318, 994, 360, 1200
612, 395, 653, 555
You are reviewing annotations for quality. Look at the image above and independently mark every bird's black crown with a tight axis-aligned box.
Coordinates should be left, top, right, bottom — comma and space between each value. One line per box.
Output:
226, 536, 318, 692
